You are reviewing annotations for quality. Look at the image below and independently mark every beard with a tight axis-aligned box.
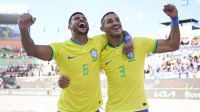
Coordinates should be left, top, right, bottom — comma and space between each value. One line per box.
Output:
113, 33, 122, 38
73, 27, 89, 35
109, 31, 122, 38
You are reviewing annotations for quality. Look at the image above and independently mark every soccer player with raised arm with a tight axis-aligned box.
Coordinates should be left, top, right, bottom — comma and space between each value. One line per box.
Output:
18, 12, 133, 112
100, 4, 180, 112
59, 4, 180, 112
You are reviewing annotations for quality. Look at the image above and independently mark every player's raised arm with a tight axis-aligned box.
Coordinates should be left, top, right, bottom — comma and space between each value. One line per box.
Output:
156, 4, 180, 53
18, 13, 52, 61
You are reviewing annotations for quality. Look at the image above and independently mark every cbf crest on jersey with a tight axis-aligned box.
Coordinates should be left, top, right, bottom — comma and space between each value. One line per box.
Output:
127, 52, 135, 62
90, 48, 98, 61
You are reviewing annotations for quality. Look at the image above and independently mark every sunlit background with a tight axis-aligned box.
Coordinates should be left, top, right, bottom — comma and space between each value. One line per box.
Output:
0, 0, 200, 112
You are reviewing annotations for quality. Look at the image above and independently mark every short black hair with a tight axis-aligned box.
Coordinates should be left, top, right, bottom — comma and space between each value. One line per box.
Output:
101, 12, 116, 26
68, 12, 84, 26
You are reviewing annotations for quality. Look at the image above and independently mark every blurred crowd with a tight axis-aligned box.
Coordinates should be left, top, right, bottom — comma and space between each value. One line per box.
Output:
145, 46, 200, 79
0, 25, 20, 39
0, 46, 59, 89
0, 36, 200, 88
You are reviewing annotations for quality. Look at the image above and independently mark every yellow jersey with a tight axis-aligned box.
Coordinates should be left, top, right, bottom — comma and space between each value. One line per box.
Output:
100, 37, 157, 112
50, 35, 107, 112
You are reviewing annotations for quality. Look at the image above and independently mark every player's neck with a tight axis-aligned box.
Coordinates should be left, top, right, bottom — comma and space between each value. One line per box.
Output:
71, 35, 88, 45
108, 35, 123, 47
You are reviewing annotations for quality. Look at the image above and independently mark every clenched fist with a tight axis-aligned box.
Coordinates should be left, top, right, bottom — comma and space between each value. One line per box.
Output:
163, 4, 178, 18
18, 13, 36, 29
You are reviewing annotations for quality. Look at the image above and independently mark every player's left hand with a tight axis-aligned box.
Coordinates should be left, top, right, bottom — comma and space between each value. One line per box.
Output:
163, 4, 178, 18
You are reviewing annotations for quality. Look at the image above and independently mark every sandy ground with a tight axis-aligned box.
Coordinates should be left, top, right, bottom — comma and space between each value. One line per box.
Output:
0, 95, 199, 112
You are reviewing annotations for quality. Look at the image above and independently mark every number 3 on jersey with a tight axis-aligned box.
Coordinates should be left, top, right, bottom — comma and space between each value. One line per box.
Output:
119, 65, 126, 78
83, 64, 89, 75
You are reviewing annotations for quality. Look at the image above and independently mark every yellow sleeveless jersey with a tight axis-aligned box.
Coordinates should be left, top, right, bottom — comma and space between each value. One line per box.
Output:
50, 35, 107, 112
100, 37, 157, 112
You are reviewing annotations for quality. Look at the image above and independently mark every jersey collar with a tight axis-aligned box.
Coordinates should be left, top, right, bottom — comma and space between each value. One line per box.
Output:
70, 38, 88, 45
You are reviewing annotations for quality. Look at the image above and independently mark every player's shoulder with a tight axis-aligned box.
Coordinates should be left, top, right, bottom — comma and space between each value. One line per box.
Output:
133, 37, 154, 42
89, 34, 107, 40
88, 34, 108, 47
50, 40, 69, 47
133, 37, 147, 40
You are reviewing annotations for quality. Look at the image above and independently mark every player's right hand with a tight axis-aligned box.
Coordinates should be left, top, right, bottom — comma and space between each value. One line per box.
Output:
58, 76, 71, 89
18, 13, 36, 29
